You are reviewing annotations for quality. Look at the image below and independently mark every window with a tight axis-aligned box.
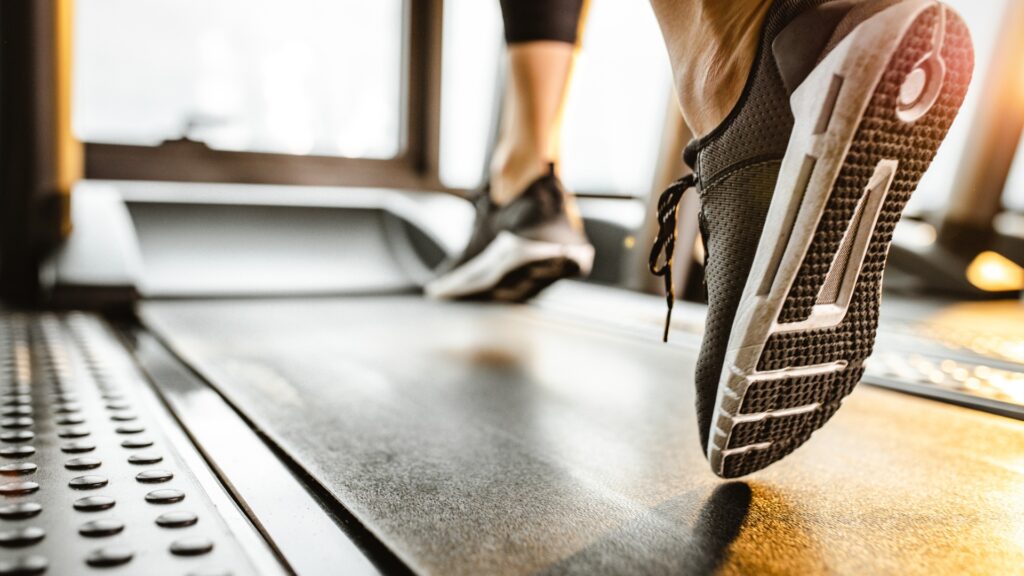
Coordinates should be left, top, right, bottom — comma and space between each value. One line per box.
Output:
559, 2, 672, 197
74, 0, 405, 159
438, 1, 673, 197
1005, 133, 1024, 212
909, 0, 1010, 214
438, 0, 504, 189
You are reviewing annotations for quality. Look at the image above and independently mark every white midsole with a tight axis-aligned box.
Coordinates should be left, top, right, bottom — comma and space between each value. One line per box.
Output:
707, 0, 940, 469
425, 231, 595, 299
730, 402, 822, 424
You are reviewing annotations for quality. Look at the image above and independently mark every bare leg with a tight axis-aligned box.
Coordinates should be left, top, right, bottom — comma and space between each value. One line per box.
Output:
490, 0, 770, 201
490, 41, 576, 205
650, 0, 774, 137
425, 1, 592, 299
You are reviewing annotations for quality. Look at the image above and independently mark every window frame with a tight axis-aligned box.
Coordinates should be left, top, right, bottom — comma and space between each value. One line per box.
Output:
82, 0, 455, 194
939, 0, 1024, 239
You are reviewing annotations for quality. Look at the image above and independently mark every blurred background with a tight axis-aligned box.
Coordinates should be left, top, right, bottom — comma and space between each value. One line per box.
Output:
70, 0, 1018, 204
66, 0, 1023, 294
0, 3, 1022, 573
1, 0, 1022, 407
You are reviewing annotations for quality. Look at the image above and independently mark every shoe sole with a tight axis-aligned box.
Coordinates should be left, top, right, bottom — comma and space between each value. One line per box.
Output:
707, 0, 973, 477
425, 231, 595, 303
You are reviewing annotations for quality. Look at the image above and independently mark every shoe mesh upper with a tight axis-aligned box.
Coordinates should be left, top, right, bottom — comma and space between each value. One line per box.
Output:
445, 170, 582, 272
694, 0, 832, 183
694, 162, 781, 449
687, 0, 830, 451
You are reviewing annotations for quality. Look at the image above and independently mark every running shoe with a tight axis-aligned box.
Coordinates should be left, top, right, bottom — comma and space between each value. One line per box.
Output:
650, 0, 973, 477
426, 165, 595, 302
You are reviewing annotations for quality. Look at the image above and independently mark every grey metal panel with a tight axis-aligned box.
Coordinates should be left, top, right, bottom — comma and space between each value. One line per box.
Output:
111, 181, 474, 257
49, 180, 661, 300
86, 180, 475, 299
44, 183, 143, 290
127, 203, 412, 298
140, 288, 1024, 575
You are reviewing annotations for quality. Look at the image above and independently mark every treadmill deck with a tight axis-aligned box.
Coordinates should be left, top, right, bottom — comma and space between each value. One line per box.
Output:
140, 289, 1024, 575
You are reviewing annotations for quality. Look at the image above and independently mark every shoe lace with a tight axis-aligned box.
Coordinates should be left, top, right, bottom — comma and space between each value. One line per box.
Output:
648, 173, 697, 343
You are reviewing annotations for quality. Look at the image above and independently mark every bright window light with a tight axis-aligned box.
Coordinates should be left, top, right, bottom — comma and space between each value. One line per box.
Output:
73, 0, 404, 159
910, 0, 1010, 214
438, 0, 504, 190
439, 2, 672, 196
1004, 132, 1024, 212
559, 2, 672, 197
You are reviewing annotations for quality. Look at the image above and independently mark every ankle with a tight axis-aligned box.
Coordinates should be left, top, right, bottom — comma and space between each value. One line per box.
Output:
669, 0, 773, 137
490, 151, 551, 205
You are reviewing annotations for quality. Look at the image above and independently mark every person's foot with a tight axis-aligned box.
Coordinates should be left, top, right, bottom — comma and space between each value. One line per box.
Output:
426, 165, 595, 302
651, 0, 973, 477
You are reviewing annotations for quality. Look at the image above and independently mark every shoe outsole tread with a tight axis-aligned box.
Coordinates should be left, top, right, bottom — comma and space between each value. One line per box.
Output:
710, 3, 973, 478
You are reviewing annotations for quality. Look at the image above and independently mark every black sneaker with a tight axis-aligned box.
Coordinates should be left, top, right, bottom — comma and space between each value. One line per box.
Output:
650, 0, 973, 477
426, 166, 595, 302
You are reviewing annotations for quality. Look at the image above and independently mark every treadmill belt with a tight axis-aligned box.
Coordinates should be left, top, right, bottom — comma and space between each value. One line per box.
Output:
141, 291, 1024, 575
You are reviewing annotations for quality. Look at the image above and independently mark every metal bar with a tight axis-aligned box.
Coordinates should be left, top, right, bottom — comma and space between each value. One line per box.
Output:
126, 327, 397, 575
54, 0, 81, 235
1, 2, 45, 303
405, 0, 445, 182
941, 0, 1024, 237
85, 143, 462, 193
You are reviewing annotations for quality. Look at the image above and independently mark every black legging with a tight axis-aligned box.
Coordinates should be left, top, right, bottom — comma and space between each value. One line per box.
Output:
499, 0, 586, 45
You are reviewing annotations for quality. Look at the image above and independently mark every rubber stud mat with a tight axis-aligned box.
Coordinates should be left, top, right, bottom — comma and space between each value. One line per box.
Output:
0, 312, 263, 575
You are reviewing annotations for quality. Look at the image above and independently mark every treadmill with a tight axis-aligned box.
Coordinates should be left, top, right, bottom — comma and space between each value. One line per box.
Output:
2, 1, 1023, 574
0, 176, 1019, 575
